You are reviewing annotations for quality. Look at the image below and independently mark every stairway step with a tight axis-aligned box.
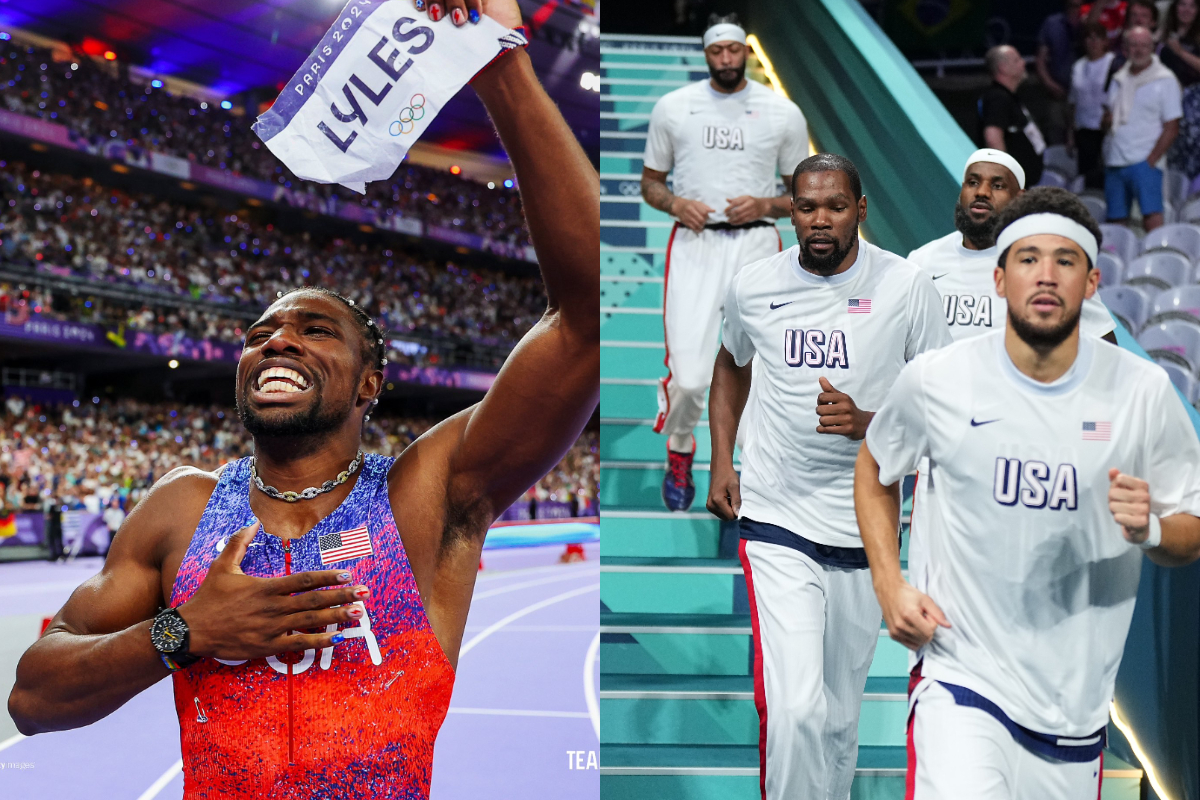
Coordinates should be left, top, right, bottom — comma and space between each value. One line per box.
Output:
600, 511, 721, 558
601, 744, 908, 774
602, 612, 752, 635
600, 673, 908, 700
602, 557, 741, 573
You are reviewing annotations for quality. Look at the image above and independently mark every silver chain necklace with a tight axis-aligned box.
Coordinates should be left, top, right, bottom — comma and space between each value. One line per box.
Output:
251, 451, 363, 503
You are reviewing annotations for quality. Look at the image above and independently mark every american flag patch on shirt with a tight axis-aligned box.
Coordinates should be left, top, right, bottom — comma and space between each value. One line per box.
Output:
1082, 421, 1112, 441
848, 299, 872, 314
318, 525, 373, 565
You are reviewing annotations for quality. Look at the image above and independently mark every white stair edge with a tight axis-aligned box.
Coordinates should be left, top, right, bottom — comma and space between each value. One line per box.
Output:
601, 131, 650, 139
599, 690, 907, 702
601, 111, 654, 119
602, 78, 690, 86
600, 766, 1142, 778
601, 510, 715, 519
601, 220, 673, 228
600, 340, 666, 348
601, 33, 702, 44
601, 624, 752, 635
600, 64, 705, 73
601, 564, 738, 574
601, 306, 663, 314
600, 378, 660, 385
599, 245, 665, 254
602, 416, 701, 424
600, 275, 665, 282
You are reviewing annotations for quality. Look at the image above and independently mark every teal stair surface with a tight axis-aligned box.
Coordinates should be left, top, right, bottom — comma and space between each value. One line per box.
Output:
598, 29, 1142, 800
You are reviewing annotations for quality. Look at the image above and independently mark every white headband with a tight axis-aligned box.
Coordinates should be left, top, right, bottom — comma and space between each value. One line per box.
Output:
703, 23, 746, 48
963, 148, 1026, 190
996, 213, 1099, 265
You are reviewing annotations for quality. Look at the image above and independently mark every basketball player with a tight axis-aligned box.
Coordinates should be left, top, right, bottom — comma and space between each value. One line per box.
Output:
856, 187, 1200, 798
706, 154, 951, 800
6, 1, 599, 796
641, 13, 809, 510
907, 148, 1116, 344
905, 150, 1117, 665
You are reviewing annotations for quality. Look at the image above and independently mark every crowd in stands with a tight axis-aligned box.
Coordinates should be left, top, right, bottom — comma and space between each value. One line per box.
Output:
0, 162, 547, 360
0, 41, 530, 245
987, 0, 1200, 232
0, 395, 598, 519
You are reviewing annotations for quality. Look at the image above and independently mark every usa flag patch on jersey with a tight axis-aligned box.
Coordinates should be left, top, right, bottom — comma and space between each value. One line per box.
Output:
848, 298, 872, 314
318, 525, 373, 565
1082, 421, 1111, 441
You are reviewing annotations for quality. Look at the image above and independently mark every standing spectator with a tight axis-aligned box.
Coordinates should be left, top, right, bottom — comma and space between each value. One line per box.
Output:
1104, 26, 1182, 231
981, 46, 1046, 187
1162, 0, 1200, 179
1038, 0, 1085, 145
102, 495, 126, 550
1082, 0, 1128, 49
1070, 21, 1119, 188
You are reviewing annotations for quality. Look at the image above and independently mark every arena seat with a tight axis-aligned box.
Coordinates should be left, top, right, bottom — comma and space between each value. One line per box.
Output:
1096, 251, 1124, 287
1138, 321, 1200, 373
1079, 195, 1107, 224
1148, 285, 1200, 326
1069, 175, 1086, 194
1038, 170, 1069, 189
1100, 223, 1141, 266
1165, 168, 1191, 210
1125, 251, 1191, 290
1043, 145, 1077, 180
1157, 359, 1198, 402
1182, 197, 1200, 225
1141, 223, 1200, 261
1098, 285, 1151, 333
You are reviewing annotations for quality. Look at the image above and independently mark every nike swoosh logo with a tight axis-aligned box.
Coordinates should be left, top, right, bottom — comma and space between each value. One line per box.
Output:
769, 300, 797, 310
932, 273, 950, 281
970, 417, 1001, 427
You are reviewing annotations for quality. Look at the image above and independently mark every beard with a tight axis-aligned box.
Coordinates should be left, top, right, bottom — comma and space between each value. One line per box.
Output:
709, 62, 746, 91
799, 231, 857, 275
953, 200, 999, 249
1007, 298, 1081, 351
236, 378, 349, 440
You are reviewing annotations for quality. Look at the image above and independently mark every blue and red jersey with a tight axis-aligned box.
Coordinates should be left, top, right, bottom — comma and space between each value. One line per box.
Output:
169, 454, 455, 799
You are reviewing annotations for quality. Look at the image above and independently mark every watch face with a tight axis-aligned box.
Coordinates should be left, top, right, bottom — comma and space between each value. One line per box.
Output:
152, 611, 188, 654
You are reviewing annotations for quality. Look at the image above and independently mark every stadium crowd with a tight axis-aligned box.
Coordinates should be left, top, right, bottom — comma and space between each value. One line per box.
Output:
0, 395, 598, 519
0, 41, 530, 245
0, 162, 547, 356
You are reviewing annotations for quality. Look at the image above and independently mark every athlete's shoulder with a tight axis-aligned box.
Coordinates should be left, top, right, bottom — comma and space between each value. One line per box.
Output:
654, 80, 709, 109
906, 232, 959, 267
862, 240, 927, 283
912, 328, 995, 373
1095, 338, 1177, 387
731, 244, 795, 297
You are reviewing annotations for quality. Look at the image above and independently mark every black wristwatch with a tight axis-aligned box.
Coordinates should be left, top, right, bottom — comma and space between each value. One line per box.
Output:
150, 607, 200, 671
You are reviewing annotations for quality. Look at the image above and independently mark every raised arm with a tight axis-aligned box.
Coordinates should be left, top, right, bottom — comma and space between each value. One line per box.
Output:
437, 0, 599, 524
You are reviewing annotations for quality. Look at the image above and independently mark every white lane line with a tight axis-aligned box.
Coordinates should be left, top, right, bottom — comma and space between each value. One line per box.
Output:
0, 733, 27, 754
474, 570, 598, 600
459, 584, 599, 660
583, 631, 600, 740
448, 707, 591, 719
135, 758, 183, 800
462, 625, 598, 632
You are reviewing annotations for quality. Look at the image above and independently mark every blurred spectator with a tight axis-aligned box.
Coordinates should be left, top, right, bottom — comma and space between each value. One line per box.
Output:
0, 42, 530, 245
1126, 0, 1161, 36
981, 45, 1046, 186
1038, 0, 1085, 145
1163, 0, 1200, 178
1070, 21, 1118, 188
1083, 0, 1129, 48
1103, 26, 1181, 230
102, 494, 125, 543
0, 397, 598, 519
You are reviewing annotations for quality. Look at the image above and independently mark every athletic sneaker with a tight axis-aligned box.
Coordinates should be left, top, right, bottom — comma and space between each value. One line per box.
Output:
662, 443, 696, 512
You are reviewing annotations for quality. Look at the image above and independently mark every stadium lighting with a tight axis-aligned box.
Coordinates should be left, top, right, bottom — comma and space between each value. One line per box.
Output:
220, 100, 232, 110
1110, 701, 1173, 800
0, 32, 10, 41
580, 71, 600, 92
103, 50, 117, 61
503, 179, 514, 188
744, 34, 788, 99
168, 359, 179, 369
487, 182, 495, 189
151, 79, 163, 88
450, 165, 461, 175
70, 63, 78, 71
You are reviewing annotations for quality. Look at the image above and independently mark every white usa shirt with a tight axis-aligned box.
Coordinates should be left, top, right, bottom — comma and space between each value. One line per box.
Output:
866, 332, 1200, 736
723, 240, 952, 548
907, 232, 1116, 342
644, 80, 808, 224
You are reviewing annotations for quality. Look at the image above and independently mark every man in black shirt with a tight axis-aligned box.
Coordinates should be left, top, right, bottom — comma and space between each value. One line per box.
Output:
980, 45, 1045, 187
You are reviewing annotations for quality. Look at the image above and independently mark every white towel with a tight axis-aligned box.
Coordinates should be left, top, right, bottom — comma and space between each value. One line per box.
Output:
253, 0, 526, 193
1108, 54, 1177, 129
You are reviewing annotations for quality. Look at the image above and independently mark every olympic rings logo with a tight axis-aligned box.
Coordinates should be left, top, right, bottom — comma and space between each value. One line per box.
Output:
389, 94, 426, 136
